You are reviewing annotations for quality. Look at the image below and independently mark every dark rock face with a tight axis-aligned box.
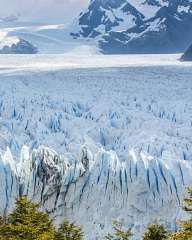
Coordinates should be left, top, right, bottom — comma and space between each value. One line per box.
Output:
181, 44, 192, 61
72, 0, 192, 54
0, 39, 38, 54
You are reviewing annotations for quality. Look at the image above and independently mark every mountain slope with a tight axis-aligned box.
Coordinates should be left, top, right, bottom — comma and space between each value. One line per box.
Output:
181, 43, 192, 61
72, 0, 192, 53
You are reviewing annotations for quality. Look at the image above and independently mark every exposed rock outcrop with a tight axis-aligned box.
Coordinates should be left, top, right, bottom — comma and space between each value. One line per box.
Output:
0, 38, 38, 54
181, 44, 192, 61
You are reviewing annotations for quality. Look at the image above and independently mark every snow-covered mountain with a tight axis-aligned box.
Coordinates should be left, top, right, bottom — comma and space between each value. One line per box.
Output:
0, 60, 192, 239
0, 24, 38, 54
0, 21, 94, 54
72, 0, 192, 53
0, 38, 37, 54
0, 0, 191, 54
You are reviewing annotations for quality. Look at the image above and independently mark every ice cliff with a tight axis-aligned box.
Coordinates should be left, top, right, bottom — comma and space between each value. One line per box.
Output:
1, 143, 192, 239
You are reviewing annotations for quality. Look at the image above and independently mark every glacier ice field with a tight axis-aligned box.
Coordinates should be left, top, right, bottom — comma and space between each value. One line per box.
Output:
0, 54, 192, 239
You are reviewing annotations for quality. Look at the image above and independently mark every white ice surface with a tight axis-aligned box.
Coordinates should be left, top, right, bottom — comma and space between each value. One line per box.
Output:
0, 53, 191, 71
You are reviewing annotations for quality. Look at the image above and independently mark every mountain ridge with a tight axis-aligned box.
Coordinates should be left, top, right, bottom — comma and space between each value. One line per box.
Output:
72, 0, 192, 53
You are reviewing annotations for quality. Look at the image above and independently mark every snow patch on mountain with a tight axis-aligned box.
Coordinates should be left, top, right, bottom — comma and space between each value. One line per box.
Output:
0, 35, 19, 48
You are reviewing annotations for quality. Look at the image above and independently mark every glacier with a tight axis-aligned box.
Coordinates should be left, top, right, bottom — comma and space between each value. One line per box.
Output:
0, 55, 192, 239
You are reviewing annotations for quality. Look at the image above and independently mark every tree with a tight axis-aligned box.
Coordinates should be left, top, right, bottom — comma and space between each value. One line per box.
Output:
171, 188, 192, 240
143, 223, 168, 240
0, 196, 57, 240
56, 220, 83, 240
105, 221, 133, 240
0, 216, 7, 240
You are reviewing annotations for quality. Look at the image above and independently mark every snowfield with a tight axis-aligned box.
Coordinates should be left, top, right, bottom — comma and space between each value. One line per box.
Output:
0, 53, 191, 70
0, 54, 192, 239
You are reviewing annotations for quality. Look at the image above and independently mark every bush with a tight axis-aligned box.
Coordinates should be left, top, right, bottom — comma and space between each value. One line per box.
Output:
171, 188, 192, 240
0, 196, 56, 240
143, 223, 168, 240
0, 197, 84, 240
105, 221, 133, 240
56, 220, 83, 240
